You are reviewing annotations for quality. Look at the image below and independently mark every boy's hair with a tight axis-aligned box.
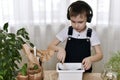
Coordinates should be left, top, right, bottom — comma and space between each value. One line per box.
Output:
67, 0, 93, 23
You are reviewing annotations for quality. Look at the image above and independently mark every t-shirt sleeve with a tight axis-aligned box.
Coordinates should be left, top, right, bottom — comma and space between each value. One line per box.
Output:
56, 26, 69, 42
90, 29, 101, 46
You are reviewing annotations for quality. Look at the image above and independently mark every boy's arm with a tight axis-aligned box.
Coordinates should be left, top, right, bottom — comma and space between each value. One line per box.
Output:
48, 38, 66, 63
89, 45, 103, 62
82, 44, 103, 70
48, 38, 61, 52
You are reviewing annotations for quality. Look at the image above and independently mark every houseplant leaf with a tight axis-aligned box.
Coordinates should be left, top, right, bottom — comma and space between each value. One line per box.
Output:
33, 64, 39, 70
0, 22, 33, 80
20, 63, 28, 76
3, 22, 8, 32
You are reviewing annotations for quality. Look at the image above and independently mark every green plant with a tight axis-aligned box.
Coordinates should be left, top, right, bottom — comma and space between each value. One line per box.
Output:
0, 22, 34, 80
106, 51, 120, 80
33, 64, 39, 70
20, 63, 28, 76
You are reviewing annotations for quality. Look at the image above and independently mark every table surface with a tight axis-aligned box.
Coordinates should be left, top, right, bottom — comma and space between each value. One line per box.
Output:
44, 70, 102, 80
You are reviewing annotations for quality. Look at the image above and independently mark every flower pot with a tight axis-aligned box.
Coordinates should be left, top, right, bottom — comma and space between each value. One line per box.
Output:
17, 74, 28, 80
27, 67, 44, 80
28, 72, 42, 80
27, 68, 41, 74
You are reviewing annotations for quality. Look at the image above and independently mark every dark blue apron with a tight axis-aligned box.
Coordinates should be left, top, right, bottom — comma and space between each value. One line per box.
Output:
65, 26, 92, 72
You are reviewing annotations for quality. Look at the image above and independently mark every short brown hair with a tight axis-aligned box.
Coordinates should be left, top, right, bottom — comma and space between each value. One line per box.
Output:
67, 1, 93, 22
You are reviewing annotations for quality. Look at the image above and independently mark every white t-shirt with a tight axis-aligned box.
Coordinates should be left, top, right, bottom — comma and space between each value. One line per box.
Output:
56, 26, 100, 46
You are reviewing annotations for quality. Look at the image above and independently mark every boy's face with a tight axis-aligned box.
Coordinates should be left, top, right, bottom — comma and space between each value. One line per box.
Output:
70, 14, 87, 32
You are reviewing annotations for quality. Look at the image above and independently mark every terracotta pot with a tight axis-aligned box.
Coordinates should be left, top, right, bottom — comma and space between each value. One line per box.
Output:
27, 68, 41, 74
28, 72, 42, 80
28, 67, 44, 80
28, 74, 34, 80
16, 75, 28, 80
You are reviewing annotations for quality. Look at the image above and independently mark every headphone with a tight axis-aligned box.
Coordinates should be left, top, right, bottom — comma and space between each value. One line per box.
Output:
67, 0, 93, 23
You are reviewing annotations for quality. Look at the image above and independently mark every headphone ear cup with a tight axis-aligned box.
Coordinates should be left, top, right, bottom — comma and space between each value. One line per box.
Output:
87, 15, 92, 22
87, 13, 92, 22
67, 7, 70, 20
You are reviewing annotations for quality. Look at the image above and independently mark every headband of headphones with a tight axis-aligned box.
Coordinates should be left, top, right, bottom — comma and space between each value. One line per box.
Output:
67, 0, 93, 23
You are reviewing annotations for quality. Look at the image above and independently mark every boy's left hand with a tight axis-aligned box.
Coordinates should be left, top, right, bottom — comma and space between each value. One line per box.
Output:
82, 57, 92, 70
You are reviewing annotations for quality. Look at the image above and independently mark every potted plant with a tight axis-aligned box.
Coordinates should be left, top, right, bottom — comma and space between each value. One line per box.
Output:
0, 22, 33, 80
27, 63, 43, 80
28, 64, 40, 74
22, 44, 44, 80
17, 63, 28, 80
103, 51, 120, 80
17, 63, 43, 80
107, 51, 120, 80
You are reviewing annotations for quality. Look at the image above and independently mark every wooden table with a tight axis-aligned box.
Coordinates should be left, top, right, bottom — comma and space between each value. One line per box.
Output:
44, 70, 102, 80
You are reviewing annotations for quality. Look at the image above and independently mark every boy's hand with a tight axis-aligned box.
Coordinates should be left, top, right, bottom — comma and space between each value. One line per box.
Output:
57, 47, 66, 63
82, 57, 92, 70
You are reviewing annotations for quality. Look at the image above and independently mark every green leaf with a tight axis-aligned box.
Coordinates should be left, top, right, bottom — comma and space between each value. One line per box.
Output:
17, 28, 28, 35
17, 37, 25, 44
8, 33, 16, 39
20, 63, 27, 76
0, 30, 3, 33
3, 22, 8, 32
25, 41, 34, 47
17, 28, 29, 40
33, 64, 39, 70
16, 28, 24, 35
0, 75, 3, 80
29, 42, 34, 48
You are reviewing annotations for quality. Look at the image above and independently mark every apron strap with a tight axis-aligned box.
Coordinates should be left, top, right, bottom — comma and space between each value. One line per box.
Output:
68, 26, 92, 38
68, 26, 73, 36
87, 28, 92, 38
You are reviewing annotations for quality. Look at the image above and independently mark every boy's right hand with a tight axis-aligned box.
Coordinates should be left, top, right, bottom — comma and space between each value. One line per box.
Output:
57, 47, 66, 64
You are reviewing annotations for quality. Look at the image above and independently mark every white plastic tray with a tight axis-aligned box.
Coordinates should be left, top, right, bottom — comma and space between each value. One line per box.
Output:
56, 63, 85, 80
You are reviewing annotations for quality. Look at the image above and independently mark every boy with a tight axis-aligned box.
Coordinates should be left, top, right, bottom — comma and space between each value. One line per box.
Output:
48, 0, 103, 72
